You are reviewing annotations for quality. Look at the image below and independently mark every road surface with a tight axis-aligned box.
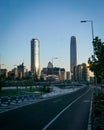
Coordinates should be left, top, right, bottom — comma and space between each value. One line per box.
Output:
0, 86, 93, 130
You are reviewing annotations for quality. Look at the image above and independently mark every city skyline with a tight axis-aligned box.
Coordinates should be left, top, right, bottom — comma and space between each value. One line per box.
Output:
1, 0, 104, 71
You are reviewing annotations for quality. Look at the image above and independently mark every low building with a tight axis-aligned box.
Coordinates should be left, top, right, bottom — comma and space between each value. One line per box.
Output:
0, 69, 8, 78
41, 61, 65, 81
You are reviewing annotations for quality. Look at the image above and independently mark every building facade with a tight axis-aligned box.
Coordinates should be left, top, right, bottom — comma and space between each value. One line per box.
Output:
66, 71, 71, 81
0, 69, 8, 78
17, 62, 26, 79
73, 63, 90, 82
70, 36, 77, 80
31, 39, 40, 79
8, 63, 29, 80
41, 61, 65, 81
60, 68, 65, 81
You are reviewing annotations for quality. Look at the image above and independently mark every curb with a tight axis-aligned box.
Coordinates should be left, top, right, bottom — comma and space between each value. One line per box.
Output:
87, 89, 93, 130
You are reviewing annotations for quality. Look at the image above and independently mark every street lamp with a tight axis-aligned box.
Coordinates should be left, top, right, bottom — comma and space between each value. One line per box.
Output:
52, 57, 58, 67
81, 20, 98, 95
80, 20, 94, 42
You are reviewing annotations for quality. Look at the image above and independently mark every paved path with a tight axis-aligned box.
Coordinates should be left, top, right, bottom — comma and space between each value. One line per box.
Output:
0, 86, 93, 130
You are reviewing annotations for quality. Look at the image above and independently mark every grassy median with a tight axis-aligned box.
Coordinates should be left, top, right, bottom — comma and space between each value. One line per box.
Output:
92, 90, 104, 130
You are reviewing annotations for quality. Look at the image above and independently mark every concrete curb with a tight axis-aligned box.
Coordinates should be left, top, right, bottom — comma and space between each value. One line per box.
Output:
87, 89, 93, 130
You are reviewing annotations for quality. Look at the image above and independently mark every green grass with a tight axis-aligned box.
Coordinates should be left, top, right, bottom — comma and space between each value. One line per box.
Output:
0, 87, 41, 97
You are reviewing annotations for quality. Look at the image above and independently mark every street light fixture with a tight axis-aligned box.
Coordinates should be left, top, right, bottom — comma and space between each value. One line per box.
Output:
80, 20, 95, 55
81, 20, 98, 95
52, 57, 58, 67
80, 20, 94, 42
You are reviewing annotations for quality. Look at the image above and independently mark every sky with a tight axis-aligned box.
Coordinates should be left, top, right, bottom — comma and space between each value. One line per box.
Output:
0, 0, 104, 72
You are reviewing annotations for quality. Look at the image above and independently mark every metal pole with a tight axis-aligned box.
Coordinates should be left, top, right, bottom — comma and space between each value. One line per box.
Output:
81, 20, 98, 95
90, 21, 98, 96
52, 57, 53, 67
52, 57, 58, 67
80, 20, 94, 42
91, 20, 94, 40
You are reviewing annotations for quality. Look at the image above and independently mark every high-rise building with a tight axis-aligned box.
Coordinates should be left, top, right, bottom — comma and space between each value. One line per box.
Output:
60, 68, 65, 81
70, 36, 77, 80
73, 63, 90, 82
66, 71, 71, 81
17, 62, 26, 79
31, 39, 40, 79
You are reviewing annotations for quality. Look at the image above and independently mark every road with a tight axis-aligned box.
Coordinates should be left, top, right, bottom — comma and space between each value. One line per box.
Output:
0, 86, 93, 130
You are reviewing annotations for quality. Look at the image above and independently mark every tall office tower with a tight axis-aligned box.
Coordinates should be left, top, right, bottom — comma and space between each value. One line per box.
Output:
31, 39, 40, 79
70, 36, 77, 80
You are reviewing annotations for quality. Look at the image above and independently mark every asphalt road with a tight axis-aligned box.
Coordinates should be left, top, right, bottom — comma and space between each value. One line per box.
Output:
0, 86, 93, 130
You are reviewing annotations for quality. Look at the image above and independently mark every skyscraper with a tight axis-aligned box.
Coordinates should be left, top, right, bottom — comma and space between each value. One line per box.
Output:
70, 36, 77, 80
31, 39, 40, 79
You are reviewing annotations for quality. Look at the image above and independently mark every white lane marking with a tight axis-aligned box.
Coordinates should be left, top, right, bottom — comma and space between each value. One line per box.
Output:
53, 99, 62, 103
87, 89, 93, 130
42, 88, 90, 130
83, 100, 90, 103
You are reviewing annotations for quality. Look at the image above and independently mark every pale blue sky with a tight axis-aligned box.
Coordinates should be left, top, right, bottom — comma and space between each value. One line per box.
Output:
0, 0, 104, 71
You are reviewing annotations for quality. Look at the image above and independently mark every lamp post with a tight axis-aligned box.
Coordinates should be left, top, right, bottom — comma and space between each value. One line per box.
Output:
81, 20, 98, 95
52, 57, 58, 67
80, 20, 94, 41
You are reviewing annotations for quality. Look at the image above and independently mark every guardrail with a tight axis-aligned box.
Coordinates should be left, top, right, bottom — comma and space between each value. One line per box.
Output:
0, 93, 41, 107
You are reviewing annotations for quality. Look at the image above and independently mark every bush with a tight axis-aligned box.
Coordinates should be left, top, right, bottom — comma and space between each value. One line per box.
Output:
94, 107, 102, 116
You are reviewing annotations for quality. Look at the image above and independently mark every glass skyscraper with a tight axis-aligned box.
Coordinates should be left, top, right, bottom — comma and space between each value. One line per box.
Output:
70, 36, 77, 80
31, 39, 40, 79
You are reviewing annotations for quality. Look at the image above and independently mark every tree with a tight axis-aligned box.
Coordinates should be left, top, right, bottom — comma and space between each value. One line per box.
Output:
0, 75, 5, 92
88, 37, 104, 83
